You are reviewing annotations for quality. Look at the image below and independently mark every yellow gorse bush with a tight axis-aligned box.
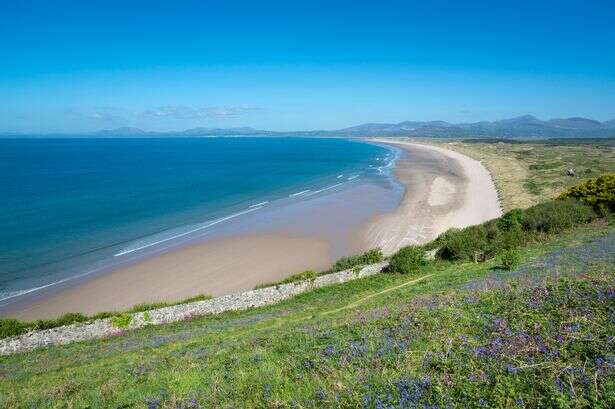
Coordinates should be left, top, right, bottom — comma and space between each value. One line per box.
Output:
558, 173, 615, 212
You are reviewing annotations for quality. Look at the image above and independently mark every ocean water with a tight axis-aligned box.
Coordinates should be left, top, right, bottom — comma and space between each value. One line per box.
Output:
0, 137, 397, 304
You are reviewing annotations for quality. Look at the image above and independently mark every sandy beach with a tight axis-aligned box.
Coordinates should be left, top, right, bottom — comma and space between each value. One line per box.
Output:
359, 139, 502, 253
5, 139, 501, 320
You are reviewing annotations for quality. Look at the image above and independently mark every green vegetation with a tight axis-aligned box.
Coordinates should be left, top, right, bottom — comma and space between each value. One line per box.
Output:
110, 314, 132, 329
428, 138, 615, 211
325, 248, 384, 273
499, 249, 520, 270
559, 172, 615, 213
432, 198, 597, 263
0, 176, 613, 407
385, 245, 425, 274
255, 270, 318, 289
127, 294, 213, 313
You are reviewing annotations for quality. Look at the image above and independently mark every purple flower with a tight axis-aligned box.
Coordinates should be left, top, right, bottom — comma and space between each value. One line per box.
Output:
323, 345, 335, 356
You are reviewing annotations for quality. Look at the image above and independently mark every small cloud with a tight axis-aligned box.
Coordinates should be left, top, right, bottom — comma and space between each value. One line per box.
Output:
140, 105, 260, 120
65, 106, 126, 122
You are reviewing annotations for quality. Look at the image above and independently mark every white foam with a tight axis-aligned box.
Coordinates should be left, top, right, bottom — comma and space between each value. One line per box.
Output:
114, 206, 263, 257
249, 201, 269, 208
304, 182, 344, 197
347, 175, 359, 180
337, 174, 344, 179
0, 266, 105, 303
289, 190, 311, 197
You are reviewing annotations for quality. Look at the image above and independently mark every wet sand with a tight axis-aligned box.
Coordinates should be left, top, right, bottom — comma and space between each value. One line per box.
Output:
9, 234, 331, 319
5, 139, 501, 320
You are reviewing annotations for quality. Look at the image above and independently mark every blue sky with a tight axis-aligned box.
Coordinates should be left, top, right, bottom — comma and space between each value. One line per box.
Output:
1, 0, 614, 133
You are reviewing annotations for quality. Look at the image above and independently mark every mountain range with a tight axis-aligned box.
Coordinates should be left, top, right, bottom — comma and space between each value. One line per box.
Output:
3, 115, 615, 138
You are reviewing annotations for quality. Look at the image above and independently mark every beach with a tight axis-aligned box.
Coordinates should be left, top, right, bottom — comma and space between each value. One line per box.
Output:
5, 139, 501, 320
358, 139, 502, 253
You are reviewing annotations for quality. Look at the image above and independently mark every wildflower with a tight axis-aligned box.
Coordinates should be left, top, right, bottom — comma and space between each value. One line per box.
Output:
554, 377, 564, 392
323, 344, 335, 356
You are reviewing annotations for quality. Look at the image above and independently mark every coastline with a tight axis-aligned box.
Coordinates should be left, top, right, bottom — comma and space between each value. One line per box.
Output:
3, 138, 501, 320
359, 139, 502, 253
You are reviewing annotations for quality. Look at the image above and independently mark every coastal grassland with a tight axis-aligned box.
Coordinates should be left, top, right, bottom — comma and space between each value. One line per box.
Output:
421, 138, 615, 211
1, 220, 613, 407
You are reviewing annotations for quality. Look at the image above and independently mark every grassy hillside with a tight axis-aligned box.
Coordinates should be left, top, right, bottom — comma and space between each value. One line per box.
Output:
1, 188, 614, 407
422, 138, 615, 211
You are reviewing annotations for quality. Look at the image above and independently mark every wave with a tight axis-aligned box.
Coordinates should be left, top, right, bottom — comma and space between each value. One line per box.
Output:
289, 190, 311, 197
249, 201, 269, 208
0, 265, 105, 303
347, 175, 360, 180
114, 206, 264, 257
304, 182, 345, 197
337, 174, 344, 179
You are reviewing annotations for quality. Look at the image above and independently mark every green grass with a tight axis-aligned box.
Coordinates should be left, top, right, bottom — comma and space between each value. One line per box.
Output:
254, 270, 318, 290
1, 221, 613, 408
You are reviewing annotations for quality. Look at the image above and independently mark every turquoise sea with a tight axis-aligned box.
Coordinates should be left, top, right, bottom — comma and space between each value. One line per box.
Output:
0, 137, 399, 305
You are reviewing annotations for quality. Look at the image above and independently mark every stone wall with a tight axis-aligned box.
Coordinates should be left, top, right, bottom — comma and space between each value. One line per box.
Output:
0, 262, 387, 355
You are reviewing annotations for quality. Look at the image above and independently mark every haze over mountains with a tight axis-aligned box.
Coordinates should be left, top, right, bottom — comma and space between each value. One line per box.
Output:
3, 115, 615, 138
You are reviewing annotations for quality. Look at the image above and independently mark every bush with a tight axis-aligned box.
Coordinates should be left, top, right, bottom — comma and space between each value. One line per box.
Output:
497, 209, 524, 231
386, 246, 425, 275
255, 270, 319, 289
435, 225, 490, 262
0, 318, 28, 339
558, 173, 615, 213
328, 248, 383, 273
497, 226, 529, 250
111, 314, 132, 328
280, 270, 317, 284
522, 199, 596, 234
500, 249, 520, 270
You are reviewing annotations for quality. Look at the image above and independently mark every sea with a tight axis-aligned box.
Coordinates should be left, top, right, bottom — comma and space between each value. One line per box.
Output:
0, 136, 402, 307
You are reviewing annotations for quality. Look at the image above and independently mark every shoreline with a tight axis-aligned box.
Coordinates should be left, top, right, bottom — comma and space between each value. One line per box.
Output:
359, 139, 502, 253
3, 139, 501, 320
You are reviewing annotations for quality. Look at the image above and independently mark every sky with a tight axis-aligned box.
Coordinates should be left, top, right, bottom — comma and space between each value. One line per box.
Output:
0, 0, 614, 133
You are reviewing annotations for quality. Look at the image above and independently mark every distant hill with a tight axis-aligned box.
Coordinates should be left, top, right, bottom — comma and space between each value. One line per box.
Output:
94, 127, 149, 136
5, 116, 615, 138
328, 115, 615, 138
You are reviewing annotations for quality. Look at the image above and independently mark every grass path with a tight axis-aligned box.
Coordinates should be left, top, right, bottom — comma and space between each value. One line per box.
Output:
321, 273, 434, 315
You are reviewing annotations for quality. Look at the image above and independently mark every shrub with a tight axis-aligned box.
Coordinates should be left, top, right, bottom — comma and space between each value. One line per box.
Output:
386, 245, 425, 275
111, 314, 132, 328
255, 270, 319, 289
0, 318, 28, 339
435, 225, 490, 261
498, 225, 529, 250
522, 199, 596, 234
328, 248, 383, 273
500, 249, 520, 270
280, 270, 317, 284
497, 209, 524, 231
558, 173, 615, 213
129, 302, 170, 313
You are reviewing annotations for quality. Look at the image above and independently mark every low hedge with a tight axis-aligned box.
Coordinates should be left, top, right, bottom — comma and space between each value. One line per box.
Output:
386, 246, 425, 275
